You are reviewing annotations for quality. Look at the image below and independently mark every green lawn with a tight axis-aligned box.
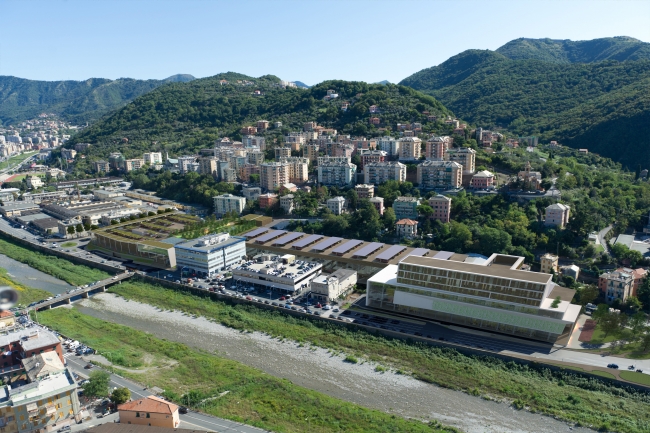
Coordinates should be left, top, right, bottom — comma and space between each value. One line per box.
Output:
590, 371, 616, 379
620, 371, 650, 386
589, 323, 623, 344
0, 151, 38, 171
105, 280, 650, 433
38, 308, 458, 433
61, 242, 77, 248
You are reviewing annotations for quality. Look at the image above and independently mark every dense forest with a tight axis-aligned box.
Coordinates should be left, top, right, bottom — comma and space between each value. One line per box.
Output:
67, 75, 453, 159
400, 37, 650, 168
0, 74, 194, 125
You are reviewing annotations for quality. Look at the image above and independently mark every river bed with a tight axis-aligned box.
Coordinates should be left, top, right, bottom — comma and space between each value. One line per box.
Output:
0, 254, 73, 295
76, 293, 592, 433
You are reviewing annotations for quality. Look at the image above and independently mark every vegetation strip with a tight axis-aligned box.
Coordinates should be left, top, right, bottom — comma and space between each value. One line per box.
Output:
0, 267, 50, 305
108, 280, 650, 433
38, 308, 458, 433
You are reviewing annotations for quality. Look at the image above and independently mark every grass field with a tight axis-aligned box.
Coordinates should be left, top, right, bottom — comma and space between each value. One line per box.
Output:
620, 371, 650, 386
590, 371, 616, 379
60, 242, 77, 248
107, 280, 650, 433
38, 308, 458, 433
0, 234, 110, 286
0, 267, 50, 305
0, 151, 37, 171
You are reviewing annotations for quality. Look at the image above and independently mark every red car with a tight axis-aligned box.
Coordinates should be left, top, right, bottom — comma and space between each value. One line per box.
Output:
315, 303, 322, 308
279, 296, 286, 301
246, 296, 252, 300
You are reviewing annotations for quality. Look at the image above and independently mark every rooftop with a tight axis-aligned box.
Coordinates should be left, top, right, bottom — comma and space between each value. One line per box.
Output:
0, 328, 59, 352
174, 233, 245, 253
119, 396, 178, 415
85, 424, 210, 433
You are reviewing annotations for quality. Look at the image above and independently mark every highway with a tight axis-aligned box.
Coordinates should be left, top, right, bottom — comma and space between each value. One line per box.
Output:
64, 354, 269, 433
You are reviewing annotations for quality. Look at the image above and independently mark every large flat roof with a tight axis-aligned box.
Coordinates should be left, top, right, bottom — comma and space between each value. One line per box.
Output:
401, 255, 552, 284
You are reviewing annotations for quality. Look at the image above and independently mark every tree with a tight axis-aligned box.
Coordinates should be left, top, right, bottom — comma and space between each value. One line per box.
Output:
599, 312, 621, 338
67, 226, 75, 235
75, 224, 84, 233
550, 296, 562, 308
641, 328, 650, 352
629, 312, 647, 342
382, 207, 396, 230
346, 189, 358, 211
83, 370, 110, 398
110, 387, 131, 405
478, 227, 511, 256
417, 204, 434, 218
637, 277, 650, 311
577, 284, 599, 306
592, 304, 610, 320
249, 174, 260, 184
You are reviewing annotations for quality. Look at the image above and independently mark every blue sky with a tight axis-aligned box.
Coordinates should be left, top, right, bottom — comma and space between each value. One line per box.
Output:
2, 0, 649, 84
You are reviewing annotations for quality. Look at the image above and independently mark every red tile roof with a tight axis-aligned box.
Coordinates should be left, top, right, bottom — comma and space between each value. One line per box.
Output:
118, 396, 178, 415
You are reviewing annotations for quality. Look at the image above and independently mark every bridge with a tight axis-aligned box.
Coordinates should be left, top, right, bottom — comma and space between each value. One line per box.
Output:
30, 272, 134, 311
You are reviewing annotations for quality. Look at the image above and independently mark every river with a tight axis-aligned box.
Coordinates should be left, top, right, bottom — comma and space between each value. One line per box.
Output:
76, 294, 593, 433
0, 254, 74, 295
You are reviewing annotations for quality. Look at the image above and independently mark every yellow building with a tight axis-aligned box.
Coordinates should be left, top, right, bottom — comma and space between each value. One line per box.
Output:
540, 253, 559, 274
118, 397, 179, 428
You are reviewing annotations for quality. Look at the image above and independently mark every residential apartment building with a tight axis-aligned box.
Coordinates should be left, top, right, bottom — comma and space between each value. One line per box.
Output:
274, 147, 291, 160
417, 160, 463, 190
25, 176, 43, 189
445, 147, 476, 173
242, 135, 266, 150
426, 136, 451, 160
304, 144, 319, 163
178, 156, 197, 175
367, 253, 581, 343
143, 152, 163, 165
174, 233, 246, 276
118, 396, 180, 428
213, 194, 246, 217
93, 160, 110, 173
260, 162, 290, 191
355, 184, 374, 199
470, 170, 495, 189
198, 157, 218, 176
599, 269, 635, 304
280, 157, 309, 184
392, 196, 420, 220
327, 196, 346, 215
540, 253, 559, 274
242, 186, 261, 201
317, 161, 356, 187
363, 161, 406, 185
60, 148, 77, 160
369, 196, 385, 215
108, 152, 125, 171
317, 156, 350, 166
280, 194, 295, 214
123, 158, 145, 172
258, 193, 278, 209
398, 137, 422, 161
241, 163, 260, 181
359, 150, 387, 169
428, 194, 451, 223
257, 120, 270, 131
247, 151, 265, 166
396, 218, 418, 238
377, 136, 399, 156
545, 203, 570, 229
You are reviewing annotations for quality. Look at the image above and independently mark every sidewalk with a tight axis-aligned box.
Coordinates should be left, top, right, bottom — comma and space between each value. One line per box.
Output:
566, 314, 612, 350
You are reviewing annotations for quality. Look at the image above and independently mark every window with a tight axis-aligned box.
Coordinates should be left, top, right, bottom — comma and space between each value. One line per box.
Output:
136, 413, 140, 418
146, 413, 150, 418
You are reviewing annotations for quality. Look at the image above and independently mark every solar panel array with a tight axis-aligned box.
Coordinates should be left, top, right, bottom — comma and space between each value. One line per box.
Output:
291, 234, 323, 249
273, 232, 304, 246
255, 230, 287, 243
353, 242, 384, 258
243, 227, 270, 238
375, 245, 407, 262
312, 237, 343, 252
332, 239, 363, 255
409, 248, 430, 257
433, 250, 454, 260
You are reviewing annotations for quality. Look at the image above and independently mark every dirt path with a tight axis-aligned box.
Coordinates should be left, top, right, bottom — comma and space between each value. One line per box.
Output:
76, 293, 594, 433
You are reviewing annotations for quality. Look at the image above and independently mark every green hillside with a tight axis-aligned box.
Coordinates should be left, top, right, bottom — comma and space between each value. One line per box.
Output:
0, 74, 195, 126
399, 37, 650, 168
69, 73, 452, 159
496, 36, 650, 63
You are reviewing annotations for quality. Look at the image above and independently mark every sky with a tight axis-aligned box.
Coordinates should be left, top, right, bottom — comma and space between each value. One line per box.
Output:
2, 0, 649, 85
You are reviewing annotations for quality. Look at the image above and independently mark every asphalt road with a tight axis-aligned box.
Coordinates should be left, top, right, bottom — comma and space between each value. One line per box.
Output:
64, 354, 269, 433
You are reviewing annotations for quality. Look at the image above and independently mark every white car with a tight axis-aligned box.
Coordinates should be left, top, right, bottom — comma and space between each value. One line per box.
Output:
323, 305, 332, 310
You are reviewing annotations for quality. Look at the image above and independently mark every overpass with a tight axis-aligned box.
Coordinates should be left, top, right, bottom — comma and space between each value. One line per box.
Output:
30, 272, 133, 311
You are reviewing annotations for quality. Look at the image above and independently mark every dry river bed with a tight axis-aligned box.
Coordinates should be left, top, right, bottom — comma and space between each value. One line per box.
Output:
76, 293, 591, 433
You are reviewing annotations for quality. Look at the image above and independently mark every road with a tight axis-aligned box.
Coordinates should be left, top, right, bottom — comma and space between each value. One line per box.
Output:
598, 224, 613, 255
64, 355, 269, 433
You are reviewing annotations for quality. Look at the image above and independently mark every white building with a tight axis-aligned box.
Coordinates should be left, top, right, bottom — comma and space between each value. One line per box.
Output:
396, 218, 418, 238
364, 161, 406, 185
280, 194, 295, 214
26, 175, 44, 189
143, 152, 163, 165
232, 254, 322, 294
174, 233, 247, 277
327, 196, 346, 215
178, 156, 197, 175
377, 137, 399, 156
213, 194, 246, 217
242, 186, 262, 201
545, 203, 571, 229
310, 269, 357, 303
317, 161, 356, 187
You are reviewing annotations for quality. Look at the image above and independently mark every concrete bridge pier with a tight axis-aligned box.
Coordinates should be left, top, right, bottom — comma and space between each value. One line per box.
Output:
66, 298, 71, 304
82, 292, 89, 299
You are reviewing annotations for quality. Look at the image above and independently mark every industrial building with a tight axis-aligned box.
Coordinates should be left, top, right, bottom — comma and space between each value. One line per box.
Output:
366, 253, 580, 343
231, 253, 322, 293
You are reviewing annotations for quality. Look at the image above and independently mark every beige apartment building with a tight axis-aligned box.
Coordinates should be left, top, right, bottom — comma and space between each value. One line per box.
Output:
417, 160, 462, 190
426, 136, 451, 160
355, 184, 374, 199
280, 157, 309, 184
260, 162, 290, 191
118, 396, 179, 428
198, 156, 218, 176
445, 147, 476, 173
540, 253, 559, 274
247, 151, 265, 166
364, 161, 406, 185
304, 144, 319, 163
274, 147, 291, 160
545, 203, 571, 229
398, 137, 422, 161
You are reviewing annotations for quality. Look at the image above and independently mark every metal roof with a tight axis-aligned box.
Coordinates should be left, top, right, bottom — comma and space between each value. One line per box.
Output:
312, 237, 343, 252
273, 232, 304, 246
353, 242, 384, 258
242, 227, 270, 238
375, 245, 407, 262
291, 234, 323, 249
433, 250, 454, 260
255, 230, 287, 243
408, 248, 430, 257
332, 239, 363, 256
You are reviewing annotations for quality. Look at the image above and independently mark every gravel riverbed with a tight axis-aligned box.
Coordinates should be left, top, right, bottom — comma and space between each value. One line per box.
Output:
77, 293, 592, 433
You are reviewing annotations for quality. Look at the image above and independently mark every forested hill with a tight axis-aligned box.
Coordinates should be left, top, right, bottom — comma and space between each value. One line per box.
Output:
0, 74, 195, 126
68, 73, 452, 159
496, 37, 650, 63
399, 37, 650, 168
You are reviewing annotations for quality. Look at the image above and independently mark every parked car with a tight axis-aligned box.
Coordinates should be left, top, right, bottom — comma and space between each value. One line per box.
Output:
607, 363, 619, 369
